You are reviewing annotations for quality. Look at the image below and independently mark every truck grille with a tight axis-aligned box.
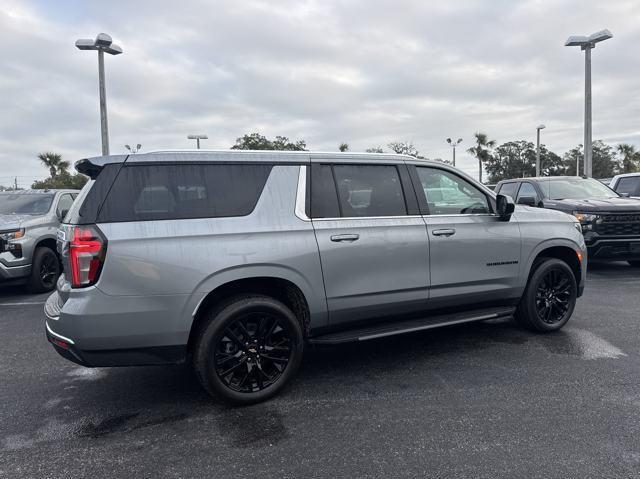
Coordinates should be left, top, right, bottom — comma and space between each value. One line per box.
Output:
597, 213, 640, 236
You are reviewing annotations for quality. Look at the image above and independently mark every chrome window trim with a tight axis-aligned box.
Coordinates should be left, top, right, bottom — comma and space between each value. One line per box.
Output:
295, 165, 311, 221
313, 215, 423, 221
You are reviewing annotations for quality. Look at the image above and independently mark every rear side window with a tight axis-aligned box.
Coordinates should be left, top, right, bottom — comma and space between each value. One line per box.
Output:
332, 165, 407, 217
497, 182, 518, 198
616, 177, 640, 196
516, 182, 538, 202
310, 164, 340, 218
97, 163, 272, 222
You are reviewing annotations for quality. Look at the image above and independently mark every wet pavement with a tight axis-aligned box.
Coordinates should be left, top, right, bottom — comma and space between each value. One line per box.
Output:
1, 262, 639, 478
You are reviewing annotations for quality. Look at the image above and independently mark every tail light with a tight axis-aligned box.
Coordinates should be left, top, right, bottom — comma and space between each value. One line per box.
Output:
69, 225, 107, 288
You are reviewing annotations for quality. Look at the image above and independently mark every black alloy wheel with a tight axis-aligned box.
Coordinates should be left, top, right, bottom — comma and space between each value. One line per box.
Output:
535, 268, 573, 325
27, 247, 61, 293
194, 295, 304, 404
214, 312, 292, 393
515, 258, 577, 332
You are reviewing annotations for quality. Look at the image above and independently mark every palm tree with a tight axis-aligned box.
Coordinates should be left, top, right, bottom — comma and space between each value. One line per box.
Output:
466, 133, 496, 183
617, 143, 638, 174
37, 152, 70, 178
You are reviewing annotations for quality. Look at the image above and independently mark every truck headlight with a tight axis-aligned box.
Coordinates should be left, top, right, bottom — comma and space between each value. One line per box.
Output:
572, 212, 598, 231
0, 229, 25, 257
0, 228, 25, 242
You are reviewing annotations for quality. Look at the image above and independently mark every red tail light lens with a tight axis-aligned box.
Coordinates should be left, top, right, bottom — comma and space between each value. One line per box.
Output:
69, 226, 107, 288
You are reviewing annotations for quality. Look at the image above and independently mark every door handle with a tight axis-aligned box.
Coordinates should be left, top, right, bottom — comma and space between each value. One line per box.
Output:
432, 228, 456, 237
330, 234, 360, 242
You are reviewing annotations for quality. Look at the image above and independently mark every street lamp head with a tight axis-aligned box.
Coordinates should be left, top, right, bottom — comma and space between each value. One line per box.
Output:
456, 138, 463, 145
95, 33, 113, 48
75, 38, 97, 50
446, 138, 452, 144
565, 29, 612, 48
589, 29, 613, 44
537, 124, 546, 130
565, 35, 589, 47
75, 34, 123, 55
187, 134, 208, 140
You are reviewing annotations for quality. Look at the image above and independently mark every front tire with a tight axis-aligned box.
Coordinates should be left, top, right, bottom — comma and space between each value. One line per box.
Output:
26, 247, 60, 293
515, 258, 577, 332
193, 295, 304, 405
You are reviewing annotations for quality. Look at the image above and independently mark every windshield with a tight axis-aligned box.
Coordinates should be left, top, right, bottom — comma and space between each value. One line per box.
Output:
541, 178, 619, 200
0, 194, 54, 215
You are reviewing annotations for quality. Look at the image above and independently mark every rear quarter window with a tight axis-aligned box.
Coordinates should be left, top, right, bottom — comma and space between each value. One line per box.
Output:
497, 182, 518, 198
96, 163, 272, 222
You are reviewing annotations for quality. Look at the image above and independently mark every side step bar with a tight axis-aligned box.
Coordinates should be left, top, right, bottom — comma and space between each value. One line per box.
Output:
308, 306, 516, 345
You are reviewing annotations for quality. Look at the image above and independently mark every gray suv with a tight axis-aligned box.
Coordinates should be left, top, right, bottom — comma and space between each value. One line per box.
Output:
45, 151, 586, 404
1, 189, 78, 292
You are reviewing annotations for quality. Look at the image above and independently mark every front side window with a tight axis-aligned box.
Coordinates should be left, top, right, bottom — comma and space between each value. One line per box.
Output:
97, 163, 272, 222
516, 183, 538, 203
497, 182, 518, 199
56, 194, 74, 218
616, 177, 640, 196
332, 165, 407, 217
415, 167, 490, 215
0, 194, 54, 215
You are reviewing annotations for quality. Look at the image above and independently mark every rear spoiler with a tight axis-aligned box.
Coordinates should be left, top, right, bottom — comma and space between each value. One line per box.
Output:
75, 155, 129, 179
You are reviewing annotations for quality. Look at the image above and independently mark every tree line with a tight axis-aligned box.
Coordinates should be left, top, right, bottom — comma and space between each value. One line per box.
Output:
18, 132, 640, 190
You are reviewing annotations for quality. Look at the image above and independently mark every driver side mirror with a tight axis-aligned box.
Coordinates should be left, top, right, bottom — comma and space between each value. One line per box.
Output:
496, 194, 515, 221
57, 209, 69, 221
516, 196, 537, 207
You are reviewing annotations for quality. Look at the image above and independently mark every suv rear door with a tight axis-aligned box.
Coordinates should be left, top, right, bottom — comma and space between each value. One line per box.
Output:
409, 165, 522, 306
309, 161, 430, 325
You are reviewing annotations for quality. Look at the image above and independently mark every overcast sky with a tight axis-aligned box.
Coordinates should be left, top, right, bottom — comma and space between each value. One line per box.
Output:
1, 0, 639, 186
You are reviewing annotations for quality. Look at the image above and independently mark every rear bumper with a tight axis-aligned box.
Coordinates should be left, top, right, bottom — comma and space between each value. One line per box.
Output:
586, 238, 640, 260
44, 288, 188, 367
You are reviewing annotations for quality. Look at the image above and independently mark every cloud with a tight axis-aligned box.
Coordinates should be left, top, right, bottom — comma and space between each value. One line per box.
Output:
0, 0, 638, 186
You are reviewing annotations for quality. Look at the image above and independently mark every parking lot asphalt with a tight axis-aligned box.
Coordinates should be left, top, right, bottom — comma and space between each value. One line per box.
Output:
1, 262, 639, 478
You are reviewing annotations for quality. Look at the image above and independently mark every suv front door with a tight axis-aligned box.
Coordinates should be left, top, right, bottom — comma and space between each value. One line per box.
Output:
410, 165, 522, 307
309, 162, 430, 325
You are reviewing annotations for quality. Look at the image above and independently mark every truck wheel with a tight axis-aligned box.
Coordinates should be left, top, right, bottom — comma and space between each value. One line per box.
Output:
515, 258, 577, 332
27, 247, 60, 293
627, 261, 640, 268
193, 295, 304, 405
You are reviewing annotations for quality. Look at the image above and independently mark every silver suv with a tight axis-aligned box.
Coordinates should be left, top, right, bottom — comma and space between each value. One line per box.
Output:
45, 151, 586, 404
1, 189, 78, 292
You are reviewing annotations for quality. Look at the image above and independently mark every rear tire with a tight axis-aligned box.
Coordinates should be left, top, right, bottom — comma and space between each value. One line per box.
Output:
26, 247, 60, 293
193, 295, 304, 405
628, 261, 640, 268
515, 258, 577, 332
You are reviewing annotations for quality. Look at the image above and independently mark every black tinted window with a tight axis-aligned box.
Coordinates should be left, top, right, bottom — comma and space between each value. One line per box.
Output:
498, 182, 518, 198
516, 183, 538, 201
310, 164, 340, 218
97, 163, 272, 222
332, 165, 407, 217
616, 177, 640, 196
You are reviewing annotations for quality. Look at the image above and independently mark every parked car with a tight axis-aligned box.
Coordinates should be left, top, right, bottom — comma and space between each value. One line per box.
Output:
609, 172, 640, 199
495, 176, 640, 266
0, 189, 78, 292
45, 151, 586, 404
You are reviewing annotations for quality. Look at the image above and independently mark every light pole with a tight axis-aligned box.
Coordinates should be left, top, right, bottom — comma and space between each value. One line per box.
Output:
187, 134, 208, 149
76, 33, 123, 156
125, 144, 142, 154
565, 29, 612, 177
446, 138, 462, 167
535, 125, 545, 177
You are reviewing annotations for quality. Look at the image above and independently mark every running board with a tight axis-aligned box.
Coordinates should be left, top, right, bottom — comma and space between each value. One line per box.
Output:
308, 306, 516, 345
